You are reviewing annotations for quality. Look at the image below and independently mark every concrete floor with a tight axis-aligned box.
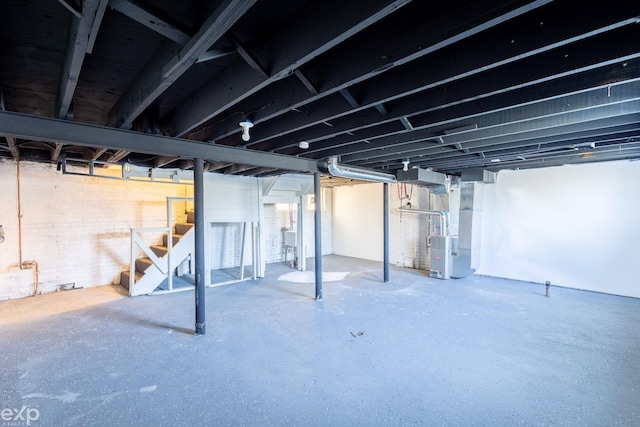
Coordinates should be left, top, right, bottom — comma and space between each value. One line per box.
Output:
1, 255, 639, 426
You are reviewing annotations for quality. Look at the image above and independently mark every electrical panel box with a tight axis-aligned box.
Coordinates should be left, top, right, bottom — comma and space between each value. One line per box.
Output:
284, 231, 297, 247
430, 235, 451, 279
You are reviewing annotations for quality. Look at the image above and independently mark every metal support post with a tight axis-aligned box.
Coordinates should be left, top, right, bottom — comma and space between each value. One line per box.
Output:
194, 158, 206, 335
383, 182, 390, 282
314, 172, 322, 300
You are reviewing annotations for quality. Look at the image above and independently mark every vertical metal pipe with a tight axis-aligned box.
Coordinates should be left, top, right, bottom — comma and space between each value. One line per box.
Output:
239, 222, 247, 280
167, 197, 173, 291
194, 158, 206, 335
314, 172, 322, 300
545, 281, 550, 297
298, 196, 306, 272
383, 183, 390, 282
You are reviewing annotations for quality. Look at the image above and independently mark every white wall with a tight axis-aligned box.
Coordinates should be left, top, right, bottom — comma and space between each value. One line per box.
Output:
203, 174, 333, 272
332, 183, 426, 266
476, 161, 640, 298
301, 189, 334, 259
333, 183, 384, 261
261, 189, 334, 265
0, 159, 192, 300
203, 173, 259, 271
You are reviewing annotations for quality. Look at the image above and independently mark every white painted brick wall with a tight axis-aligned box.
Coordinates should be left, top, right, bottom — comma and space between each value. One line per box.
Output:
262, 204, 291, 264
261, 191, 333, 265
0, 159, 192, 300
389, 184, 429, 268
332, 183, 429, 268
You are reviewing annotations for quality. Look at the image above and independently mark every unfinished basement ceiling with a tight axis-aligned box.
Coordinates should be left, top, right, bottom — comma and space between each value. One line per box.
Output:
1, 0, 640, 179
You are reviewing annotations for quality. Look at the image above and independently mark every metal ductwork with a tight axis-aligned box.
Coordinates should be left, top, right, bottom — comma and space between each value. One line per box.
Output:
451, 181, 482, 278
396, 167, 449, 194
327, 156, 396, 183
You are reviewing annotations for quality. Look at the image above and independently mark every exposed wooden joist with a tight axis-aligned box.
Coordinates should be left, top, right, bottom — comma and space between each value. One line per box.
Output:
108, 0, 255, 130
57, 0, 82, 18
240, 167, 278, 176
0, 111, 324, 174
1, 84, 19, 160
166, 0, 412, 138
339, 88, 359, 108
109, 0, 191, 45
222, 163, 258, 175
106, 0, 256, 162
249, 28, 640, 154
161, 0, 256, 79
294, 69, 318, 95
107, 150, 130, 163
198, 0, 553, 144
92, 148, 107, 160
196, 48, 235, 64
154, 155, 178, 168
415, 141, 640, 173
399, 116, 413, 131
206, 161, 232, 171
410, 128, 640, 171
375, 103, 389, 116
57, 0, 108, 120
53, 0, 109, 163
227, 33, 268, 80
3, 136, 20, 159
51, 143, 63, 162
300, 71, 640, 160
359, 117, 640, 169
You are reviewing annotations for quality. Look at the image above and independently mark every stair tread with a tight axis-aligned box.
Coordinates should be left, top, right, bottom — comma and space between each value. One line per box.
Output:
119, 215, 195, 295
121, 270, 144, 281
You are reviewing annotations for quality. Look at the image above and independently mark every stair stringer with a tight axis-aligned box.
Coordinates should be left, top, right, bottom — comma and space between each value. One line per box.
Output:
130, 225, 194, 296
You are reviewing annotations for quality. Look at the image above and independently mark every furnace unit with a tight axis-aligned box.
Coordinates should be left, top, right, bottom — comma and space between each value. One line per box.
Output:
429, 235, 451, 279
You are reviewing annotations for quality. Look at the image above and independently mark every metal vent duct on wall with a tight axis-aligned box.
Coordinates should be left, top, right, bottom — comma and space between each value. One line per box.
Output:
396, 167, 449, 194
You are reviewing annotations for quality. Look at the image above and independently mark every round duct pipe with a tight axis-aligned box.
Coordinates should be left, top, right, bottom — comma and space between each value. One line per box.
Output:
327, 156, 396, 183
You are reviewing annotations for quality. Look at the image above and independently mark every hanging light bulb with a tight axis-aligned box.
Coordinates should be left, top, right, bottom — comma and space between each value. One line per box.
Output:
239, 118, 254, 142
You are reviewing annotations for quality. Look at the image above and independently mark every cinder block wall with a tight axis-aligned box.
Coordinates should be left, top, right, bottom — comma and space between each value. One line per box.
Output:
0, 159, 192, 299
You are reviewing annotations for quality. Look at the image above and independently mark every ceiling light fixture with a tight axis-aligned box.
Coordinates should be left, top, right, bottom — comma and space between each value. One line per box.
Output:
299, 141, 309, 149
239, 118, 254, 141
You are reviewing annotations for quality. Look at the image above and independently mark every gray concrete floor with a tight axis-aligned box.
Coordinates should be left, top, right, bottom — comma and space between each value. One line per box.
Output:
1, 255, 639, 426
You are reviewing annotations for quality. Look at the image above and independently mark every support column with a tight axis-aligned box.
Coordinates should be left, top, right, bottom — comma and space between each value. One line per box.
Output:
314, 173, 322, 300
194, 158, 206, 335
298, 196, 306, 271
383, 182, 390, 283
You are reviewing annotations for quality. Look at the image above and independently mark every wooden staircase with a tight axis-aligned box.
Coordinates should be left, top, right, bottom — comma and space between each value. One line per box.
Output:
120, 211, 195, 296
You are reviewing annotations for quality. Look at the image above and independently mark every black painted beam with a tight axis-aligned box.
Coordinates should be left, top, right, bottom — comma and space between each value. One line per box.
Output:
0, 111, 324, 173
